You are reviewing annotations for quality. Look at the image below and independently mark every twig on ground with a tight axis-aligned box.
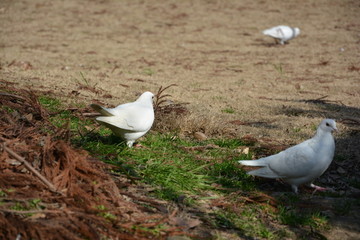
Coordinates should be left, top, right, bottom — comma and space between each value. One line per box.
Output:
154, 84, 177, 111
303, 95, 345, 106
259, 95, 346, 106
0, 91, 27, 101
82, 112, 101, 117
339, 117, 360, 125
2, 144, 63, 195
0, 209, 69, 214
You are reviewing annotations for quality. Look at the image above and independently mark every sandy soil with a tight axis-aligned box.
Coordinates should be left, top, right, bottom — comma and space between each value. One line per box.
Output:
1, 0, 360, 239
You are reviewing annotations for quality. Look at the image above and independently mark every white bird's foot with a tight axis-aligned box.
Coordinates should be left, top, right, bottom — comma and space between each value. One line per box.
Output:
126, 141, 135, 148
133, 143, 146, 148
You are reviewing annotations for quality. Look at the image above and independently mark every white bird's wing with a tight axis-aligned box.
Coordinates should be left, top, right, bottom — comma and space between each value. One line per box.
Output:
263, 26, 286, 39
96, 104, 154, 132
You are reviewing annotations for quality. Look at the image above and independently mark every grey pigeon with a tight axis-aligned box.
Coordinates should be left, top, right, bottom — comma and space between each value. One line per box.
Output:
90, 91, 155, 147
263, 25, 300, 45
239, 119, 337, 193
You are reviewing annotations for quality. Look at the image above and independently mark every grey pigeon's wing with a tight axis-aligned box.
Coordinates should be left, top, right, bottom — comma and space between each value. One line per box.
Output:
266, 141, 316, 178
96, 104, 154, 132
247, 165, 281, 178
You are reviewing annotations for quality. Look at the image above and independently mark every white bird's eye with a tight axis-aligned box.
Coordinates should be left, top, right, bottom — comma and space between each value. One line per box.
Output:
326, 122, 330, 127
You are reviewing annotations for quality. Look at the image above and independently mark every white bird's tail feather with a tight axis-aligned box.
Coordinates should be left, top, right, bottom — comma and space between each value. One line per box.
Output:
95, 116, 117, 126
90, 104, 114, 116
262, 29, 271, 35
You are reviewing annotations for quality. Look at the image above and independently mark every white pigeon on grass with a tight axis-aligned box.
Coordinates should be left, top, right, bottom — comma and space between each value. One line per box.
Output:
263, 25, 300, 45
239, 119, 337, 193
90, 91, 155, 147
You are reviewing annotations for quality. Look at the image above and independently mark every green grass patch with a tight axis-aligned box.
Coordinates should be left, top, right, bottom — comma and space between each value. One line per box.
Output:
1, 105, 16, 113
212, 206, 282, 239
210, 138, 247, 149
0, 189, 7, 197
278, 206, 328, 229
36, 95, 335, 239
273, 63, 284, 75
208, 159, 254, 191
8, 199, 43, 217
142, 68, 155, 76
71, 126, 256, 201
39, 95, 94, 133
75, 132, 246, 201
132, 224, 167, 237
221, 107, 235, 114
95, 205, 117, 221
38, 95, 62, 112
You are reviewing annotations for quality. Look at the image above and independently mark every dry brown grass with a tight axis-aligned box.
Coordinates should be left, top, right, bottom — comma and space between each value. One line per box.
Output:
1, 1, 360, 237
0, 86, 186, 240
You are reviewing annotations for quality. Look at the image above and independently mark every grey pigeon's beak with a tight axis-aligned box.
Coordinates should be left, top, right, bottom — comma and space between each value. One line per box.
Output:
333, 126, 338, 132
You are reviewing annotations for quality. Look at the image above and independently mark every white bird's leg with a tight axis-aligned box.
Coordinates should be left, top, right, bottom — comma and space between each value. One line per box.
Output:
127, 140, 135, 148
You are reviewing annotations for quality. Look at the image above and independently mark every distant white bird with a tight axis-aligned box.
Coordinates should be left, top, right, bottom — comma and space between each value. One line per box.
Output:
239, 119, 337, 193
90, 91, 155, 147
263, 25, 300, 45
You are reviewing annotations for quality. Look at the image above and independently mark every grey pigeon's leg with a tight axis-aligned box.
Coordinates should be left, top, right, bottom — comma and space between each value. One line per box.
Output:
291, 185, 299, 194
277, 28, 285, 45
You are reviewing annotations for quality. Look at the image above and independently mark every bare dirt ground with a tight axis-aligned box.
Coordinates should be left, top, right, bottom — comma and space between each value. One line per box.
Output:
1, 0, 360, 239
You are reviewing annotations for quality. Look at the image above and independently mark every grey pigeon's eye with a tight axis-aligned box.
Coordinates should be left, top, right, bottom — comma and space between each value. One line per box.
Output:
326, 122, 330, 127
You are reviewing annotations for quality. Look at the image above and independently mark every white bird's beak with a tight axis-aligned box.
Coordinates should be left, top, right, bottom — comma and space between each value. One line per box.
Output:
333, 127, 338, 132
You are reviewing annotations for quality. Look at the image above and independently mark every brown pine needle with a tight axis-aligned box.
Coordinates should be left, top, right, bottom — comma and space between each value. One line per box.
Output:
3, 144, 63, 195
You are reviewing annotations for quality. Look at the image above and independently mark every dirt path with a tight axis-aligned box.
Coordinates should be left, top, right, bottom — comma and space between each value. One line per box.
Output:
1, 0, 360, 239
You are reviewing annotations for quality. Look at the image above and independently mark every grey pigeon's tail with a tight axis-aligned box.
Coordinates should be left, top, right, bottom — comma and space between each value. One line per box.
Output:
239, 159, 279, 178
238, 159, 267, 167
90, 104, 114, 116
247, 167, 279, 178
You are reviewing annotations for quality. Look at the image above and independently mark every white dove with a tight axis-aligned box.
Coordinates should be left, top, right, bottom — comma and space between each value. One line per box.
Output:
90, 91, 155, 147
239, 119, 337, 193
263, 25, 300, 45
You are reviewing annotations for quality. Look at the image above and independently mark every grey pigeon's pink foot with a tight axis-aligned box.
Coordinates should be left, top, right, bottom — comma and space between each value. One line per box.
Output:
310, 184, 327, 191
310, 184, 329, 195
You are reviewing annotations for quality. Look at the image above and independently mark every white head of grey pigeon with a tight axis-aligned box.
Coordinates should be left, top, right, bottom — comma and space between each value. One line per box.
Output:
90, 91, 155, 147
239, 119, 337, 193
263, 25, 300, 45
